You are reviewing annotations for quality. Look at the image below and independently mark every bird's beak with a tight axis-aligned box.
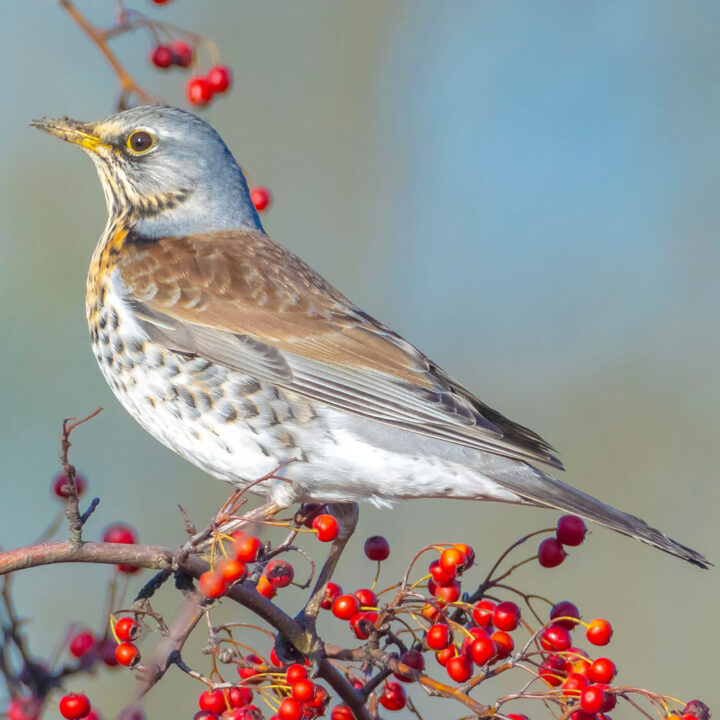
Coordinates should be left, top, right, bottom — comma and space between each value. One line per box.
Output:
31, 116, 110, 154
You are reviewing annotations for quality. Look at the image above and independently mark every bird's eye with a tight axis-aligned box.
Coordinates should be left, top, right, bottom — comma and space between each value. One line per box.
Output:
126, 130, 155, 155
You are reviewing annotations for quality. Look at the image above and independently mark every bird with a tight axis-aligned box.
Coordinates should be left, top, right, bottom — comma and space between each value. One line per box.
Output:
33, 105, 710, 568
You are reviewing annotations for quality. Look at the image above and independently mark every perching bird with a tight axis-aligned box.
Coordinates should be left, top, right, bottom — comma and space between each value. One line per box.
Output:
33, 106, 710, 568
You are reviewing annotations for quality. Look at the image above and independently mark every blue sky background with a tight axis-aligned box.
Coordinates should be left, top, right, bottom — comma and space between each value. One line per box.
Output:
0, 2, 718, 717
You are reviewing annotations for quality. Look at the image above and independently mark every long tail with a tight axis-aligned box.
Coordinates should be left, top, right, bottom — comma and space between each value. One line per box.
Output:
496, 466, 712, 569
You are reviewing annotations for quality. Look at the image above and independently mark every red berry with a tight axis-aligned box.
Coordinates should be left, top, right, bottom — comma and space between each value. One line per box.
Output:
539, 654, 567, 687
217, 558, 247, 584
426, 623, 451, 650
595, 683, 617, 711
430, 579, 461, 603
265, 560, 295, 588
256, 574, 276, 599
507, 716, 530, 720
557, 515, 588, 546
114, 617, 138, 642
321, 581, 343, 610
152, 0, 172, 4
490, 630, 514, 658
331, 707, 354, 720
332, 594, 360, 620
469, 637, 496, 666
350, 611, 378, 639
170, 41, 193, 68
199, 689, 226, 713
103, 523, 137, 544
291, 678, 315, 702
550, 600, 581, 629
586, 618, 613, 646
493, 601, 521, 631
472, 600, 496, 627
354, 587, 377, 607
363, 535, 390, 561
99, 639, 118, 667
580, 684, 606, 713
571, 657, 592, 677
228, 687, 253, 707
249, 187, 272, 213
150, 45, 172, 69
232, 534, 261, 563
439, 546, 469, 575
428, 559, 456, 585
69, 630, 96, 658
380, 681, 407, 711
393, 649, 425, 682
435, 646, 454, 666
446, 654, 473, 682
312, 514, 339, 542
277, 698, 302, 720
285, 663, 308, 684
7, 696, 41, 720
453, 543, 475, 566
115, 642, 140, 666
199, 571, 226, 598
187, 76, 213, 107
53, 471, 86, 498
58, 694, 91, 720
540, 623, 572, 652
192, 713, 218, 720
589, 657, 617, 684
562, 672, 589, 697
207, 64, 232, 93
538, 537, 568, 567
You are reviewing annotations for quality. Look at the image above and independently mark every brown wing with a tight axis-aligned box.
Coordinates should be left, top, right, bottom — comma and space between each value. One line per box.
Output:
116, 229, 562, 468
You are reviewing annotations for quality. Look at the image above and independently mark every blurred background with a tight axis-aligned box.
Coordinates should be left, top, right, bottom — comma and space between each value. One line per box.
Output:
1, 1, 718, 717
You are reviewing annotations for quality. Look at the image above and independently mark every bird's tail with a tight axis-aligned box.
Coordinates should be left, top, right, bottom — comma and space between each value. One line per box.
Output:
495, 466, 712, 569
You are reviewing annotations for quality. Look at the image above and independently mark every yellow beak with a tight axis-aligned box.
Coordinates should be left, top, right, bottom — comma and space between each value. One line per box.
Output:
31, 116, 110, 153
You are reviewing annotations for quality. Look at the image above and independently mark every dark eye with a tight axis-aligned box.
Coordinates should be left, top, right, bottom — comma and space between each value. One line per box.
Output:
127, 130, 155, 154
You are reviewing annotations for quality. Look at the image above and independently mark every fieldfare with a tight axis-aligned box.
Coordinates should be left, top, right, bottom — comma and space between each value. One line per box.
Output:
33, 106, 710, 568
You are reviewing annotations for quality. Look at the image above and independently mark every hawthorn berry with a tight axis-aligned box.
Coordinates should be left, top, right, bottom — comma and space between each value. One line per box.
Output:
199, 570, 226, 598
446, 654, 473, 682
562, 672, 589, 697
363, 535, 390, 561
99, 639, 118, 667
538, 537, 568, 567
286, 663, 308, 684
550, 600, 580, 629
6, 696, 41, 720
493, 601, 521, 631
69, 630, 96, 658
350, 611, 378, 639
580, 684, 606, 713
541, 623, 572, 652
380, 681, 407, 711
217, 558, 247, 584
453, 542, 475, 566
115, 642, 140, 666
330, 707, 354, 720
426, 623, 451, 650
290, 678, 315, 702
249, 187, 272, 213
439, 546, 469, 575
227, 687, 253, 708
187, 76, 213, 106
586, 618, 613, 646
539, 654, 567, 686
103, 523, 137, 544
332, 594, 360, 620
58, 693, 91, 720
428, 558, 456, 585
170, 41, 193, 68
199, 689, 226, 713
354, 587, 377, 607
321, 581, 342, 610
114, 617, 138, 642
394, 648, 425, 682
256, 574, 276, 599
557, 515, 588, 546
435, 646, 454, 666
192, 713, 218, 720
207, 64, 232, 93
265, 560, 294, 587
430, 579, 461, 603
277, 698, 302, 720
232, 534, 261, 563
312, 513, 339, 542
469, 636, 496, 665
490, 630, 514, 658
507, 715, 530, 720
472, 599, 496, 627
237, 653, 264, 683
53, 471, 86, 498
590, 657, 617, 683
150, 45, 172, 69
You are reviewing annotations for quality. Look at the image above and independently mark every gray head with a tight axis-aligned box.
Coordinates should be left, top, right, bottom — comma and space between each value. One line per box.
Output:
32, 105, 263, 236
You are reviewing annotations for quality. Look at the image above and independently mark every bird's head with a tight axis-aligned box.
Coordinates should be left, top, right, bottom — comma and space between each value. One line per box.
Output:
32, 105, 262, 236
